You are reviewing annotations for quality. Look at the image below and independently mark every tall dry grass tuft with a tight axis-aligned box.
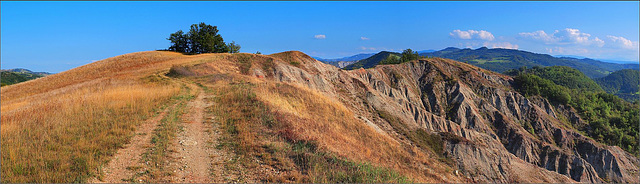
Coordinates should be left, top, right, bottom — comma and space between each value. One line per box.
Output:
1, 79, 179, 182
0, 51, 209, 183
254, 82, 453, 182
1, 52, 180, 101
203, 71, 450, 182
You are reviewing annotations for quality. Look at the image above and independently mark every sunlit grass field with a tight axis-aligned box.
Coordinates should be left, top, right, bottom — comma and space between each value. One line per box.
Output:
0, 51, 206, 182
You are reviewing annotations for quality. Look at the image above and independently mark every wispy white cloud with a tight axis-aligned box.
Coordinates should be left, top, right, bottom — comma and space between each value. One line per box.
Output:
449, 30, 495, 41
518, 28, 604, 47
360, 36, 370, 40
519, 30, 556, 43
449, 28, 638, 61
606, 35, 638, 50
314, 34, 326, 39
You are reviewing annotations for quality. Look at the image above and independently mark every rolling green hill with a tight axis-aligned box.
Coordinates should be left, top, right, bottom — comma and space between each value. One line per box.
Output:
505, 66, 604, 92
595, 69, 640, 102
1, 69, 51, 86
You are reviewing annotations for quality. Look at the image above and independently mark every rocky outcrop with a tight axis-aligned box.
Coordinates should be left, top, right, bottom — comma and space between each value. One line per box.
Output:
249, 52, 639, 183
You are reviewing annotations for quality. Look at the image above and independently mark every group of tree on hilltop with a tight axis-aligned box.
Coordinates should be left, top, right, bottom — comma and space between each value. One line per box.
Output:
167, 22, 240, 54
379, 49, 423, 65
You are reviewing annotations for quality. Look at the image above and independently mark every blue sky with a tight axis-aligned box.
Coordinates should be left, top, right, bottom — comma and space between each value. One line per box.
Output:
1, 1, 638, 73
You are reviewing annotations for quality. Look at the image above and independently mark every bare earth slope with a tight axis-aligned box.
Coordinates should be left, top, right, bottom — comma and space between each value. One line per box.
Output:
247, 51, 639, 183
344, 58, 639, 183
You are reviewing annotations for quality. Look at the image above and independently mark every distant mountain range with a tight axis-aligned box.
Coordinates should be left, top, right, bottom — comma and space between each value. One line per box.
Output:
417, 49, 437, 54
313, 50, 437, 68
336, 47, 637, 78
322, 48, 637, 76
1, 68, 53, 76
313, 53, 375, 62
313, 53, 375, 68
1, 68, 53, 86
313, 50, 436, 62
598, 59, 639, 65
419, 47, 638, 78
342, 51, 400, 70
555, 55, 639, 64
336, 47, 640, 101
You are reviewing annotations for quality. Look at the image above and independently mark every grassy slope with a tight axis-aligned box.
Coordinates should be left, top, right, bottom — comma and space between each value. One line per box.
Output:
0, 51, 212, 182
1, 51, 459, 183
173, 51, 460, 182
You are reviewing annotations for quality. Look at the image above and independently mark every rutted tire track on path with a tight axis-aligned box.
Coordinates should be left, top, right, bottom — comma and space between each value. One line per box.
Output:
91, 77, 232, 183
90, 103, 177, 183
171, 82, 216, 182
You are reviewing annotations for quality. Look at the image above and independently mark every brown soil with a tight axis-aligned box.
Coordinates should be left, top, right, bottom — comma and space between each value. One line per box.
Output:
170, 84, 217, 182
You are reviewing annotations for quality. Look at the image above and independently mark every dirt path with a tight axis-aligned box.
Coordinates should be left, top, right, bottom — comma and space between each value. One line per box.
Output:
91, 80, 230, 183
172, 83, 219, 183
90, 103, 176, 183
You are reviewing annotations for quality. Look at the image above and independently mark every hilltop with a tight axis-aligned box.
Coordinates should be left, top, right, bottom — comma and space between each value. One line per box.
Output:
1, 50, 638, 183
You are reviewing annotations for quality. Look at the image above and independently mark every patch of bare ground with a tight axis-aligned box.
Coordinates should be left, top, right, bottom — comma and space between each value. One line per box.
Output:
170, 83, 216, 182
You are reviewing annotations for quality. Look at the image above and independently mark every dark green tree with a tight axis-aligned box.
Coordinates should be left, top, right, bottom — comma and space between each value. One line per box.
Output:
168, 22, 234, 54
167, 30, 189, 53
188, 22, 228, 53
227, 41, 241, 53
401, 49, 420, 62
512, 69, 639, 155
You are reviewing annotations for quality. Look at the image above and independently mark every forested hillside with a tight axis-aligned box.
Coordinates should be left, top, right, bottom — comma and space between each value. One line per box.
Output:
596, 69, 640, 102
1, 69, 50, 86
506, 66, 639, 155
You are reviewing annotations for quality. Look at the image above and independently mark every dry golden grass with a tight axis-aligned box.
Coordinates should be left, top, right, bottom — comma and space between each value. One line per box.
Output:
204, 76, 455, 182
1, 50, 464, 183
1, 79, 179, 182
164, 52, 462, 182
254, 82, 458, 182
0, 51, 210, 182
0, 51, 218, 103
